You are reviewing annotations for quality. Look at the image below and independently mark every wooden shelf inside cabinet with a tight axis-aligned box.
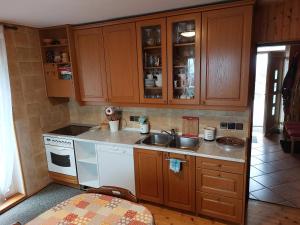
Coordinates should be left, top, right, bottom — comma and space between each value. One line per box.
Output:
173, 42, 195, 47
143, 45, 161, 50
144, 67, 162, 70
173, 65, 186, 68
145, 87, 162, 90
41, 44, 69, 48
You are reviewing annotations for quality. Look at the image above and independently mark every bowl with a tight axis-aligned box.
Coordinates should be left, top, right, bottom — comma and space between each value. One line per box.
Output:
43, 38, 53, 45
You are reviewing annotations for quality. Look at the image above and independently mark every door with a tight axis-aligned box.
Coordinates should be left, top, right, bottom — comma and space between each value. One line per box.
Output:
264, 52, 285, 135
74, 27, 108, 102
136, 18, 168, 104
103, 23, 140, 103
201, 6, 252, 107
163, 152, 196, 212
134, 149, 164, 204
167, 13, 201, 105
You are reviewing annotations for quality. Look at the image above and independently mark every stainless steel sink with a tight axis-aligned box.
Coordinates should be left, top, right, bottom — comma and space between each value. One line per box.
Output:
140, 133, 201, 151
169, 136, 200, 150
141, 133, 172, 147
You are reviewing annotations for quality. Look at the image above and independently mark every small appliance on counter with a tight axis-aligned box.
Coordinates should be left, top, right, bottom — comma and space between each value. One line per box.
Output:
139, 116, 150, 134
203, 127, 216, 141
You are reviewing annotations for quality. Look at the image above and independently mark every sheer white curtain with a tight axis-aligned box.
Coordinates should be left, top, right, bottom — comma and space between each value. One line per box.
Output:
0, 25, 18, 203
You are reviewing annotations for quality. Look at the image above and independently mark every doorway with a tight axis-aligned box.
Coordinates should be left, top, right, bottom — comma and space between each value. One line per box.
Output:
249, 44, 300, 208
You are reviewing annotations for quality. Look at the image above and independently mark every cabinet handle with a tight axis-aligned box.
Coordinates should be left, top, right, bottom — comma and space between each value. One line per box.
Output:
165, 158, 187, 163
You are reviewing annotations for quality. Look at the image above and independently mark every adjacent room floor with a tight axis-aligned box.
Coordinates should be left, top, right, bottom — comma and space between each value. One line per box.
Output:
250, 130, 300, 207
1, 183, 300, 225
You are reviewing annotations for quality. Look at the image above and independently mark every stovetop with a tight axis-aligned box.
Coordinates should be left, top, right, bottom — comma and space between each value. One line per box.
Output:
49, 125, 92, 136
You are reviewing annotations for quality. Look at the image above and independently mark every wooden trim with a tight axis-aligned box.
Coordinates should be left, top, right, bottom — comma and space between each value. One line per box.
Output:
167, 13, 201, 105
136, 18, 168, 104
48, 171, 78, 185
0, 193, 25, 214
72, 0, 255, 30
81, 101, 250, 111
87, 186, 137, 203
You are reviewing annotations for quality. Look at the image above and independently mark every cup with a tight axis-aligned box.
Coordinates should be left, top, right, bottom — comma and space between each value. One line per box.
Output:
147, 74, 153, 79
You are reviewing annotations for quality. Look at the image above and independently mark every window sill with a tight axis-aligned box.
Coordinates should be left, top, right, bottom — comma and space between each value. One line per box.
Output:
0, 193, 25, 214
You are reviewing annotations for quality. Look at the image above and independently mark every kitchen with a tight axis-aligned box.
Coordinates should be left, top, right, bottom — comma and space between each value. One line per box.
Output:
0, 0, 300, 225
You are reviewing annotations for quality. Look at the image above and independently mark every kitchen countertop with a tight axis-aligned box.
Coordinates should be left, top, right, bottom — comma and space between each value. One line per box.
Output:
73, 129, 246, 163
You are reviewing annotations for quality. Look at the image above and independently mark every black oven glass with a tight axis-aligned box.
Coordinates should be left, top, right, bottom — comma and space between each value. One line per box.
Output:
50, 152, 71, 167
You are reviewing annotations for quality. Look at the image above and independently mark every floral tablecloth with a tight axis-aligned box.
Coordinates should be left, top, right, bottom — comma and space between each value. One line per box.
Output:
26, 193, 154, 225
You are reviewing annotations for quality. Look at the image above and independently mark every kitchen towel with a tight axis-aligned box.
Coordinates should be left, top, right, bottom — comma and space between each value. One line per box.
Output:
169, 159, 181, 173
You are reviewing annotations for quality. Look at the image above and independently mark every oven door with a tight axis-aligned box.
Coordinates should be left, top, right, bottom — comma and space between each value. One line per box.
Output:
45, 145, 77, 176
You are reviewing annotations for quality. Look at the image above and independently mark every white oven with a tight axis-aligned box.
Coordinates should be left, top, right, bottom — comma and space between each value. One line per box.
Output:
44, 136, 77, 176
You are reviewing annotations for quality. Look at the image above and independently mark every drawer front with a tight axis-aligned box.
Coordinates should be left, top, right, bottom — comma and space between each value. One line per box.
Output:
197, 192, 242, 224
196, 157, 244, 174
197, 169, 244, 199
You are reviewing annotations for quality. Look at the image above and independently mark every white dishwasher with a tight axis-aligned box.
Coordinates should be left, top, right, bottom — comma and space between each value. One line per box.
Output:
96, 144, 135, 194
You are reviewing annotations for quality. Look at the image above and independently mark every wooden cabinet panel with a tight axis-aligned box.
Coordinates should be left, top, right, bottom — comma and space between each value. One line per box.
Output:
201, 6, 252, 107
167, 13, 201, 105
134, 149, 164, 204
136, 18, 168, 104
196, 168, 243, 199
163, 152, 196, 212
197, 192, 242, 224
196, 157, 244, 174
103, 23, 140, 103
74, 28, 108, 102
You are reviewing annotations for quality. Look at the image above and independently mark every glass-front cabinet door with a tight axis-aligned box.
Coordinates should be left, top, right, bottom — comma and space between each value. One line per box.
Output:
136, 18, 167, 104
167, 14, 200, 105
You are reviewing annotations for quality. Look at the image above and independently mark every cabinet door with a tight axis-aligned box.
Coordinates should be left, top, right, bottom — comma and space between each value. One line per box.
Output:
103, 23, 140, 103
134, 149, 164, 204
163, 152, 196, 212
201, 6, 252, 107
197, 192, 242, 224
136, 18, 168, 104
196, 168, 244, 199
167, 14, 201, 105
74, 28, 108, 102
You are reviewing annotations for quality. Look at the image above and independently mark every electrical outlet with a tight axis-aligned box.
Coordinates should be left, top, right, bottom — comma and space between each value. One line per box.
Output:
235, 123, 244, 130
130, 116, 135, 122
227, 122, 236, 130
220, 122, 228, 129
134, 116, 140, 122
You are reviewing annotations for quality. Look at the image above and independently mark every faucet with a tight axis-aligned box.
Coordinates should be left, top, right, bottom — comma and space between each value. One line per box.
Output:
161, 129, 177, 139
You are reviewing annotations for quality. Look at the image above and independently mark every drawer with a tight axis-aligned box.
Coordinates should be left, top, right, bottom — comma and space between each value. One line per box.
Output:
197, 192, 242, 224
196, 157, 244, 174
197, 168, 244, 199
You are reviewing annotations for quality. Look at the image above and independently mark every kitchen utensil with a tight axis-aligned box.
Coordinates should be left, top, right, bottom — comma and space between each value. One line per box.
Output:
182, 116, 199, 137
204, 127, 216, 141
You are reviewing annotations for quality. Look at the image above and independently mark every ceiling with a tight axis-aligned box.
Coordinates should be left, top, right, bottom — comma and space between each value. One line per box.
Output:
0, 0, 227, 28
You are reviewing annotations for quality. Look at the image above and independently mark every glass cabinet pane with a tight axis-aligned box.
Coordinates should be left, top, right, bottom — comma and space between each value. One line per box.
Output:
141, 25, 163, 99
171, 20, 196, 100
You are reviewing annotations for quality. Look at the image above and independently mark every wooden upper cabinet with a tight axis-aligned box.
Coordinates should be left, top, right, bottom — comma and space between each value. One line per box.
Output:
136, 18, 168, 104
163, 152, 196, 212
167, 14, 201, 105
201, 6, 252, 107
74, 27, 108, 102
134, 149, 164, 204
103, 23, 140, 103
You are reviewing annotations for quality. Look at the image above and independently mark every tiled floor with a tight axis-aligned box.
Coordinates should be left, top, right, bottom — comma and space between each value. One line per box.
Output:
249, 130, 300, 208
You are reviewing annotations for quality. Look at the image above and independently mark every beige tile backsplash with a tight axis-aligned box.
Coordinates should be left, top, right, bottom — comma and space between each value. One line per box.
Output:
69, 100, 250, 138
5, 27, 70, 195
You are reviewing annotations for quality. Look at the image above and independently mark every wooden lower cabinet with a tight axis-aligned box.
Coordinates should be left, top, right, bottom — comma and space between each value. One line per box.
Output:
134, 149, 164, 204
163, 152, 195, 212
197, 192, 242, 224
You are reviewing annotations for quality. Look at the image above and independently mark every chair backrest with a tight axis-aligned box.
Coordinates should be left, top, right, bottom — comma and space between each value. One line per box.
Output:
87, 186, 137, 203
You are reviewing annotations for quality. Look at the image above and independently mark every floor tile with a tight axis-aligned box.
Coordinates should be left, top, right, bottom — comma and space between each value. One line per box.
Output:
254, 163, 280, 174
251, 149, 263, 156
250, 166, 265, 177
269, 158, 300, 170
249, 194, 257, 200
255, 151, 289, 163
251, 156, 264, 166
271, 181, 300, 200
288, 197, 300, 208
252, 174, 284, 188
251, 188, 285, 204
279, 201, 296, 207
249, 178, 265, 192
